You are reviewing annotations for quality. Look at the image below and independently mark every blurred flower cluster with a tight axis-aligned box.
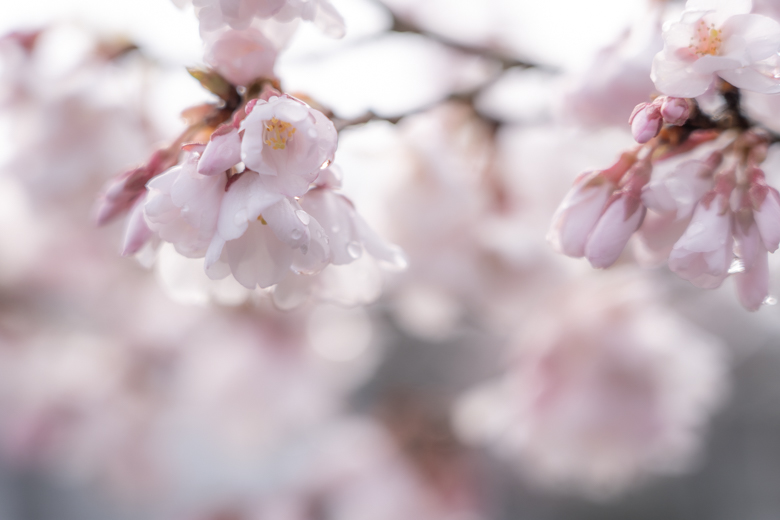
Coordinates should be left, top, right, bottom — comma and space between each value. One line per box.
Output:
3, 0, 780, 518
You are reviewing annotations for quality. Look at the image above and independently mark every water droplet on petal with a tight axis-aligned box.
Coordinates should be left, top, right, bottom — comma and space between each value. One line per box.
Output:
332, 225, 340, 233
347, 241, 363, 259
291, 229, 303, 240
300, 244, 309, 254
295, 210, 310, 225
234, 210, 247, 225
763, 296, 777, 306
181, 205, 190, 214
728, 258, 745, 274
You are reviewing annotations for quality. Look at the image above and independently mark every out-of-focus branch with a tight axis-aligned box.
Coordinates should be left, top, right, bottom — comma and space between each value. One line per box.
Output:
370, 0, 550, 72
388, 14, 536, 72
332, 1, 550, 132
331, 70, 506, 132
331, 83, 502, 132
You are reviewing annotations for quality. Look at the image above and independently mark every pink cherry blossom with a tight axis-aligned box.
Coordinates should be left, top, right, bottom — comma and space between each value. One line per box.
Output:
584, 190, 647, 268
629, 102, 662, 143
560, 15, 662, 127
203, 28, 279, 87
121, 197, 153, 256
180, 0, 345, 38
748, 167, 780, 252
273, 0, 346, 38
660, 96, 693, 126
668, 180, 734, 289
641, 152, 721, 220
190, 0, 288, 31
453, 274, 727, 497
733, 211, 769, 311
300, 187, 405, 267
95, 147, 179, 225
144, 152, 227, 258
651, 0, 780, 97
240, 94, 338, 190
197, 124, 242, 176
202, 170, 331, 289
547, 170, 615, 258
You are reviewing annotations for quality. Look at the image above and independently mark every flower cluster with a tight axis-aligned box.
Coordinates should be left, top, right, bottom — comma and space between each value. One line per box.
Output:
123, 91, 404, 302
94, 0, 403, 307
550, 0, 780, 311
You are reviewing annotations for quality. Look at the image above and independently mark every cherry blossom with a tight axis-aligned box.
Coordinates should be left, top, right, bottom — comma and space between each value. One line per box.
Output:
733, 201, 770, 310
240, 94, 338, 187
133, 91, 399, 297
651, 0, 780, 97
177, 0, 345, 38
453, 274, 727, 497
203, 28, 279, 86
548, 152, 648, 267
143, 151, 227, 258
668, 178, 734, 289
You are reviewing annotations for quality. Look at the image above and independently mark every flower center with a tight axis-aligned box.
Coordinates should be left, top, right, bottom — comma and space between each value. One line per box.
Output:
690, 20, 722, 56
263, 117, 296, 150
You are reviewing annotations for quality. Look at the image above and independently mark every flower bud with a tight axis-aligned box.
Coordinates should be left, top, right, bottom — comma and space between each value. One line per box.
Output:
547, 171, 615, 258
584, 161, 650, 268
748, 168, 780, 253
659, 96, 692, 126
629, 102, 662, 144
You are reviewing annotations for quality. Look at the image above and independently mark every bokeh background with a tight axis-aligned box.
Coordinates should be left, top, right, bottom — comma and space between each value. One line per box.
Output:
2, 0, 780, 518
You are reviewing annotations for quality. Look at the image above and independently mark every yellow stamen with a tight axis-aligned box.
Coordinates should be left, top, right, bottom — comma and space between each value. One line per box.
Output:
689, 20, 722, 56
257, 215, 267, 225
263, 117, 297, 150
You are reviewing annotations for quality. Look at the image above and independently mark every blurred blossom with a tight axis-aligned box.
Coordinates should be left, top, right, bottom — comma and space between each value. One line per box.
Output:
453, 272, 728, 498
0, 26, 155, 212
178, 418, 484, 520
560, 10, 662, 127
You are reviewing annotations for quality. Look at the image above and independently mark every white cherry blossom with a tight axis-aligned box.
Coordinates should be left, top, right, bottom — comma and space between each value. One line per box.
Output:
177, 0, 345, 38
144, 152, 227, 258
651, 0, 780, 97
241, 94, 338, 193
203, 28, 279, 86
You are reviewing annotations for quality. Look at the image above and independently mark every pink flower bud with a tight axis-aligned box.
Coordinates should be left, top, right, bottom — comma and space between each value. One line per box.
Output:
95, 148, 179, 225
659, 97, 692, 126
748, 168, 780, 253
547, 171, 615, 258
584, 162, 650, 268
121, 198, 153, 256
733, 209, 769, 311
629, 102, 662, 144
584, 191, 646, 268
